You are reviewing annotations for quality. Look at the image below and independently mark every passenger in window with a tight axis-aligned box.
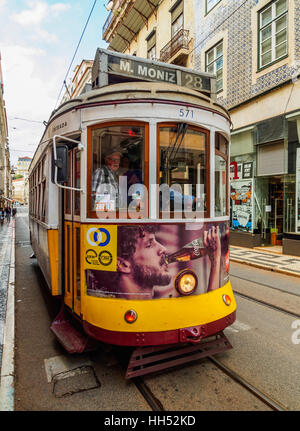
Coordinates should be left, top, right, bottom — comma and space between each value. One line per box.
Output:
92, 149, 122, 211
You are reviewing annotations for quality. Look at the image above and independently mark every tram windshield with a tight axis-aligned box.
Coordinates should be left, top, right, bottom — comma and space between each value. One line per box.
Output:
89, 124, 146, 217
158, 124, 209, 217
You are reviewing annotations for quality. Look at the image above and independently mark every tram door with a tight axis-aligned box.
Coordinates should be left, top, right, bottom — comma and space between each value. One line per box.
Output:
64, 148, 81, 316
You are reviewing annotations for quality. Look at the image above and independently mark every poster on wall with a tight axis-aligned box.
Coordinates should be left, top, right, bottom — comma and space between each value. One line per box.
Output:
230, 179, 253, 232
296, 148, 300, 233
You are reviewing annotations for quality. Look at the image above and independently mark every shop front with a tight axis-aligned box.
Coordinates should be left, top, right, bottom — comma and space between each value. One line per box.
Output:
230, 114, 300, 254
229, 127, 260, 247
283, 112, 300, 255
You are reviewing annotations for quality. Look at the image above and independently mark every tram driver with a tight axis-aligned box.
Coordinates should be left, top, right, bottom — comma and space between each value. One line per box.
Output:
92, 148, 122, 211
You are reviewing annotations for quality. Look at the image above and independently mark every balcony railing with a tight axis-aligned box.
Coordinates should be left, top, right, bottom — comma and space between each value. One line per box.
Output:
102, 10, 113, 36
160, 29, 190, 63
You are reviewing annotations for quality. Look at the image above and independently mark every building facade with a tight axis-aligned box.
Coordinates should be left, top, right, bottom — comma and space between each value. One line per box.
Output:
61, 60, 94, 104
103, 0, 195, 67
15, 156, 32, 178
193, 0, 300, 253
0, 52, 11, 208
102, 0, 300, 254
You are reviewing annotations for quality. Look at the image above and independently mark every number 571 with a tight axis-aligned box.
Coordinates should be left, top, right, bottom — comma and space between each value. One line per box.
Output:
179, 108, 194, 118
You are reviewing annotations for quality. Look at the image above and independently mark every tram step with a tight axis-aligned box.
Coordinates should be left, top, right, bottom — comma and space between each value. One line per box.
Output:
126, 331, 232, 379
51, 307, 98, 354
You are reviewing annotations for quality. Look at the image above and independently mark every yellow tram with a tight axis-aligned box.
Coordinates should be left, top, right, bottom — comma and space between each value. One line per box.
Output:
29, 49, 236, 377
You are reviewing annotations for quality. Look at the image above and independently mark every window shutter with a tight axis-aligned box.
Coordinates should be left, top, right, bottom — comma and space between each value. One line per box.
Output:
171, 0, 183, 23
257, 141, 285, 176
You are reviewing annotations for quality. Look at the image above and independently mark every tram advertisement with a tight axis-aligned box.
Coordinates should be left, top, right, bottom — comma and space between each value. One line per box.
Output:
85, 222, 230, 300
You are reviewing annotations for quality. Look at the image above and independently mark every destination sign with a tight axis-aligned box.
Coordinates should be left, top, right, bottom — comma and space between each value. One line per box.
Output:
108, 55, 178, 85
92, 48, 214, 96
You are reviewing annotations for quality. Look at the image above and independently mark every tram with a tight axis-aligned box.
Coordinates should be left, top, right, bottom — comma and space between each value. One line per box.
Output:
29, 49, 236, 378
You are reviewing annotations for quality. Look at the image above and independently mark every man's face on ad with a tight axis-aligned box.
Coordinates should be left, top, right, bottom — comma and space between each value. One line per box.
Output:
130, 232, 171, 287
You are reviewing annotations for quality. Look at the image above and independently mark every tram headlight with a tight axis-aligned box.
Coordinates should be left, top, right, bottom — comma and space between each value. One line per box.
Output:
124, 310, 138, 324
222, 294, 231, 306
175, 270, 198, 296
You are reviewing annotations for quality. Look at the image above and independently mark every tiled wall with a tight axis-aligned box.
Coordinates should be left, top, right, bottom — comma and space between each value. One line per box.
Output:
194, 0, 300, 110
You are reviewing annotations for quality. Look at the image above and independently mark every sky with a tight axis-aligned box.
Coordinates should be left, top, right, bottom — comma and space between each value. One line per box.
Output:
0, 0, 109, 166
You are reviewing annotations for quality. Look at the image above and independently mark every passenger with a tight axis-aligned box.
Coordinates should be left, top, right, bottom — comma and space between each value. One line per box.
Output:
92, 149, 122, 211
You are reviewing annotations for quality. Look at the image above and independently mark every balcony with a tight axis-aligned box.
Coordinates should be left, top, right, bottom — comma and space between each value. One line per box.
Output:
102, 0, 160, 52
160, 29, 190, 64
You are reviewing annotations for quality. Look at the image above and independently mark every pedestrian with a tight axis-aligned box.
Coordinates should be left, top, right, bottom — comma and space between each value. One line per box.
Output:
0, 208, 4, 224
4, 206, 11, 223
12, 207, 17, 217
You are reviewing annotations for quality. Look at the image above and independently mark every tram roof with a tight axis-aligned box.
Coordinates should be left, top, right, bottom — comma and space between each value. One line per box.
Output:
29, 51, 231, 173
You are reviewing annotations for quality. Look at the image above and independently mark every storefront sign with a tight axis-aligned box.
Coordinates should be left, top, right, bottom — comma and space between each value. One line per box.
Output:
242, 162, 253, 179
230, 162, 242, 180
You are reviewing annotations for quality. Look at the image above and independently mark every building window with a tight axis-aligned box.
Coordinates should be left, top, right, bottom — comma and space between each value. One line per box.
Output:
146, 30, 156, 60
206, 0, 222, 14
205, 41, 223, 92
258, 0, 288, 69
171, 0, 183, 37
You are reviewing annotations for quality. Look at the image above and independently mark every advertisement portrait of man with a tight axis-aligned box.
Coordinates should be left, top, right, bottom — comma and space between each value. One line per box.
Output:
86, 223, 224, 299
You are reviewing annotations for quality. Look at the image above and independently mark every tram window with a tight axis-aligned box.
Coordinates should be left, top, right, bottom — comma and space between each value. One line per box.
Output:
158, 124, 209, 218
65, 150, 72, 215
215, 132, 228, 216
74, 151, 80, 216
88, 124, 147, 219
41, 157, 47, 222
76, 227, 81, 299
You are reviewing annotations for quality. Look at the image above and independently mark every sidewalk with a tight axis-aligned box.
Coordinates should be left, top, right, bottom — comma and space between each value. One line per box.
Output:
0, 218, 15, 411
230, 245, 300, 278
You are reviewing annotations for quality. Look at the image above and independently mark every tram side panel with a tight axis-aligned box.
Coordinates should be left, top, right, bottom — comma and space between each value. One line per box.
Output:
29, 148, 60, 296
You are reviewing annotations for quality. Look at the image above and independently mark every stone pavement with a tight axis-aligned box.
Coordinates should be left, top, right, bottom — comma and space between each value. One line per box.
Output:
230, 245, 300, 278
0, 217, 15, 411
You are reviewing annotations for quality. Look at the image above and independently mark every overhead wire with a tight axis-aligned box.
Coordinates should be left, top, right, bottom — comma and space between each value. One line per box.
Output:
8, 116, 44, 124
54, 0, 98, 110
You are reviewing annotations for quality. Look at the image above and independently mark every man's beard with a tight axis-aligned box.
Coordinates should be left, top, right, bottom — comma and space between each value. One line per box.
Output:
132, 263, 171, 288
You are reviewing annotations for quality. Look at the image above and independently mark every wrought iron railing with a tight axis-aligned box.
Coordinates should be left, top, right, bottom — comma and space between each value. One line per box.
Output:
102, 10, 113, 36
160, 29, 190, 63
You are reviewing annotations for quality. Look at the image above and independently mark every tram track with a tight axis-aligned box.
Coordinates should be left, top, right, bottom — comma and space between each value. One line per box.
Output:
230, 273, 300, 298
208, 357, 289, 411
133, 377, 165, 411
230, 273, 300, 318
128, 355, 289, 411
233, 289, 300, 319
